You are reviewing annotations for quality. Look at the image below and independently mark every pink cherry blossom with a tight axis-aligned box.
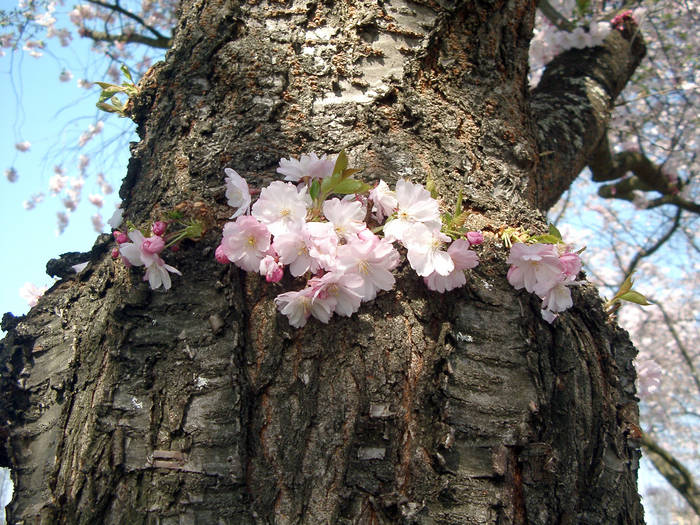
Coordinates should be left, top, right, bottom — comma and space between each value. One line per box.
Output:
91, 214, 104, 233
559, 251, 581, 278
273, 226, 321, 277
540, 281, 574, 313
224, 168, 251, 218
119, 231, 181, 290
142, 235, 165, 255
15, 141, 31, 152
219, 215, 271, 272
369, 180, 397, 222
336, 231, 399, 301
322, 198, 365, 241
383, 179, 441, 243
88, 194, 104, 207
215, 245, 230, 264
309, 271, 364, 317
114, 231, 128, 244
506, 243, 563, 296
305, 221, 339, 270
276, 152, 336, 182
404, 223, 454, 277
19, 282, 48, 307
252, 181, 311, 236
144, 258, 181, 291
275, 287, 334, 328
424, 239, 479, 292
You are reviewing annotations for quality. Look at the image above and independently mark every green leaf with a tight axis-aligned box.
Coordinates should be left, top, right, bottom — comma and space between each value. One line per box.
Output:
531, 234, 561, 244
332, 151, 348, 177
120, 64, 134, 83
452, 211, 468, 229
618, 273, 635, 296
94, 81, 119, 90
320, 174, 339, 195
454, 190, 463, 217
548, 223, 563, 241
96, 102, 120, 113
333, 179, 371, 195
309, 179, 321, 200
618, 291, 652, 306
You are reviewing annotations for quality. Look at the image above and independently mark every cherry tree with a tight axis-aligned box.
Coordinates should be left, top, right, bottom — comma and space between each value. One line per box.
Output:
0, 0, 698, 522
532, 1, 699, 520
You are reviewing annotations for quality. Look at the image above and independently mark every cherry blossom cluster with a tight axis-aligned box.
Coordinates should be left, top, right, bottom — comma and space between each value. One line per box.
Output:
506, 241, 582, 323
114, 221, 182, 290
215, 153, 482, 328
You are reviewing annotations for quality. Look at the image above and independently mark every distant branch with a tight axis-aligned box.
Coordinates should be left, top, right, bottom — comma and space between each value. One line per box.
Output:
642, 432, 700, 517
591, 136, 700, 214
531, 19, 646, 211
622, 207, 681, 278
86, 0, 170, 42
652, 299, 700, 395
79, 28, 171, 49
537, 0, 575, 31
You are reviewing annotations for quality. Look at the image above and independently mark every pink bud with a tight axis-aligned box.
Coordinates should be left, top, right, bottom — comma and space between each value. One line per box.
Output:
152, 221, 167, 236
466, 231, 484, 246
259, 255, 283, 282
114, 231, 128, 244
559, 252, 581, 278
266, 267, 284, 283
142, 235, 165, 255
111, 247, 120, 259
215, 244, 230, 264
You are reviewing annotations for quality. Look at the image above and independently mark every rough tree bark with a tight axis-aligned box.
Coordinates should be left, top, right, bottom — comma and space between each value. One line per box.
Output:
1, 1, 646, 523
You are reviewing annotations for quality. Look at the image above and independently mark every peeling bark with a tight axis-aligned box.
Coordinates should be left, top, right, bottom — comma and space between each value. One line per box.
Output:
2, 1, 645, 523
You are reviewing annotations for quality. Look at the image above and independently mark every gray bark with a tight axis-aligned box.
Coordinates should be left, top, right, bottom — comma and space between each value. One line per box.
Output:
1, 0, 645, 523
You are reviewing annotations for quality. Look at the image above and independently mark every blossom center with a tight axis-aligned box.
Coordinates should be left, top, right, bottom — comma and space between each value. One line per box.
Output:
358, 260, 369, 275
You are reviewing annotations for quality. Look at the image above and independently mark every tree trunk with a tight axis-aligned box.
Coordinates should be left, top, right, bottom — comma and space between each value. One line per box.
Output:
1, 1, 646, 523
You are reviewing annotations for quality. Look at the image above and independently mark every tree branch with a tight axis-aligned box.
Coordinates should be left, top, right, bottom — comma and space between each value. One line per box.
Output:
642, 432, 700, 517
622, 207, 681, 278
537, 0, 575, 31
531, 18, 646, 211
590, 136, 700, 214
86, 0, 170, 42
651, 299, 700, 395
79, 27, 171, 49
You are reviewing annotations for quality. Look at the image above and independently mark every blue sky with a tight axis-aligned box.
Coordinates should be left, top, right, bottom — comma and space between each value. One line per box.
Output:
0, 15, 133, 321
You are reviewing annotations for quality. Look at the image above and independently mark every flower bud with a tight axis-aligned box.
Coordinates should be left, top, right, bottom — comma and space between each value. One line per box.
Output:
142, 235, 165, 255
559, 252, 581, 278
260, 255, 283, 282
152, 221, 167, 236
215, 244, 230, 264
114, 231, 128, 244
111, 247, 120, 259
466, 231, 484, 246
